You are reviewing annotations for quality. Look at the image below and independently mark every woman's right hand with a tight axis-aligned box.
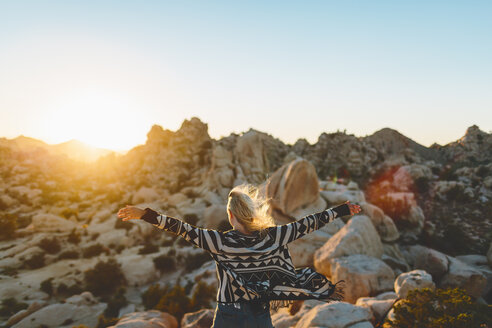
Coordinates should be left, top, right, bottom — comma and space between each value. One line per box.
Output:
117, 205, 146, 221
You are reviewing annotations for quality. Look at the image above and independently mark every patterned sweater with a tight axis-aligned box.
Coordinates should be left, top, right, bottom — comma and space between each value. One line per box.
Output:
141, 203, 351, 310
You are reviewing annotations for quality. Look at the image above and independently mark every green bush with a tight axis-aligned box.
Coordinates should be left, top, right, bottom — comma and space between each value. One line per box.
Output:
153, 254, 176, 273
386, 287, 492, 328
84, 258, 127, 297
0, 297, 28, 317
39, 237, 61, 254
82, 243, 106, 258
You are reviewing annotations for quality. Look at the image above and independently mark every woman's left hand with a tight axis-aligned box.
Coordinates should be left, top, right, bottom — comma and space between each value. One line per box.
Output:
345, 201, 362, 216
117, 205, 145, 221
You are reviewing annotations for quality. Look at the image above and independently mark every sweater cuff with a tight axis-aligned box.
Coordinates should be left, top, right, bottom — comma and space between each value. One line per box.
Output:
141, 208, 159, 225
331, 203, 351, 217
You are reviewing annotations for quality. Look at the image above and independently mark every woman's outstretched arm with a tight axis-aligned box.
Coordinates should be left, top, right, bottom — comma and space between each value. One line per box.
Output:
117, 205, 224, 254
269, 201, 360, 246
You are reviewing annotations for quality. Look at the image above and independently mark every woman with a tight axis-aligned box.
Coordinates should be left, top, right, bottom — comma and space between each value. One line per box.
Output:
118, 184, 361, 328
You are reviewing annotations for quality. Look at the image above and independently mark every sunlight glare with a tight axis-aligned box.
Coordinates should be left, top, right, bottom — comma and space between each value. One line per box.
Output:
41, 88, 149, 151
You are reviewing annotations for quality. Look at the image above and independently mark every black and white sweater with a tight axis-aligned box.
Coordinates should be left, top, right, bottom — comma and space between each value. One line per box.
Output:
141, 203, 351, 310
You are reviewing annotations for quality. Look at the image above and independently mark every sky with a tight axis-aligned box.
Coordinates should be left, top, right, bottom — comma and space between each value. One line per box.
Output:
0, 0, 491, 151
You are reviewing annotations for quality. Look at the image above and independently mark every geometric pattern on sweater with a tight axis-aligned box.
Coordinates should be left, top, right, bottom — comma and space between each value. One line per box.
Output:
144, 207, 345, 310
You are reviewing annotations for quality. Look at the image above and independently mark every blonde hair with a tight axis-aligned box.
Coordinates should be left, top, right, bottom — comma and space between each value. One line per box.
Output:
227, 184, 276, 236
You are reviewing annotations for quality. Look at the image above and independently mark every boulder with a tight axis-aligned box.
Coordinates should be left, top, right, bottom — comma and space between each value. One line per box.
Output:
359, 202, 399, 242
266, 158, 320, 218
132, 187, 161, 204
381, 244, 409, 275
392, 164, 432, 192
439, 257, 487, 299
320, 181, 366, 204
203, 204, 228, 229
6, 301, 44, 327
328, 254, 395, 303
288, 219, 345, 267
12, 292, 106, 328
314, 216, 383, 276
181, 308, 214, 328
394, 270, 435, 299
234, 130, 270, 183
403, 245, 449, 280
295, 302, 372, 328
110, 310, 178, 328
355, 295, 396, 323
119, 254, 159, 286
29, 213, 76, 232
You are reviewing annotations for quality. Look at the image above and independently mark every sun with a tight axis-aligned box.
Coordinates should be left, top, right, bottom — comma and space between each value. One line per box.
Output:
41, 88, 149, 151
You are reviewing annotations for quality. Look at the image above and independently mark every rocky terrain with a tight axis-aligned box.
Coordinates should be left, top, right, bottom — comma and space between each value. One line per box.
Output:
0, 117, 491, 327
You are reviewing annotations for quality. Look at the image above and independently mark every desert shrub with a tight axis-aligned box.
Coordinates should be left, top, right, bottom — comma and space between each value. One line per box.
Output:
184, 252, 211, 271
153, 254, 176, 273
96, 314, 119, 328
40, 278, 54, 296
103, 287, 127, 318
84, 258, 127, 297
190, 281, 216, 309
142, 284, 169, 310
138, 242, 159, 255
414, 176, 430, 194
67, 228, 81, 244
25, 253, 45, 269
114, 218, 132, 231
56, 283, 83, 296
142, 280, 215, 322
161, 237, 175, 247
38, 237, 61, 254
477, 165, 489, 178
82, 243, 106, 258
0, 213, 17, 241
91, 232, 100, 241
177, 237, 190, 247
154, 283, 191, 322
0, 297, 28, 316
385, 287, 492, 328
446, 184, 469, 203
57, 250, 80, 260
0, 267, 18, 276
61, 207, 78, 220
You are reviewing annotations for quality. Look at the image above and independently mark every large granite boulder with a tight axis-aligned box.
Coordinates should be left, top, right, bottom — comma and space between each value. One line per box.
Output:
358, 202, 399, 242
402, 245, 449, 280
266, 158, 322, 222
12, 292, 106, 328
439, 257, 487, 299
295, 302, 373, 328
110, 310, 178, 328
394, 270, 435, 299
28, 213, 76, 232
328, 254, 395, 303
355, 292, 398, 323
314, 216, 383, 275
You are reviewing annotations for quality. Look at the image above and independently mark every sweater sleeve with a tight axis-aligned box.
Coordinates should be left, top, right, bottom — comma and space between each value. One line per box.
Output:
269, 203, 351, 246
140, 208, 224, 254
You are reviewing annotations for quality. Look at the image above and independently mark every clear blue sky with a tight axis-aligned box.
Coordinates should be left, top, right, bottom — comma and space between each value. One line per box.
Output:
1, 0, 491, 151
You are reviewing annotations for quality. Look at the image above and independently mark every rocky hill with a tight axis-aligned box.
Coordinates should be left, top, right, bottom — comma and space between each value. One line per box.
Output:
0, 118, 490, 327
